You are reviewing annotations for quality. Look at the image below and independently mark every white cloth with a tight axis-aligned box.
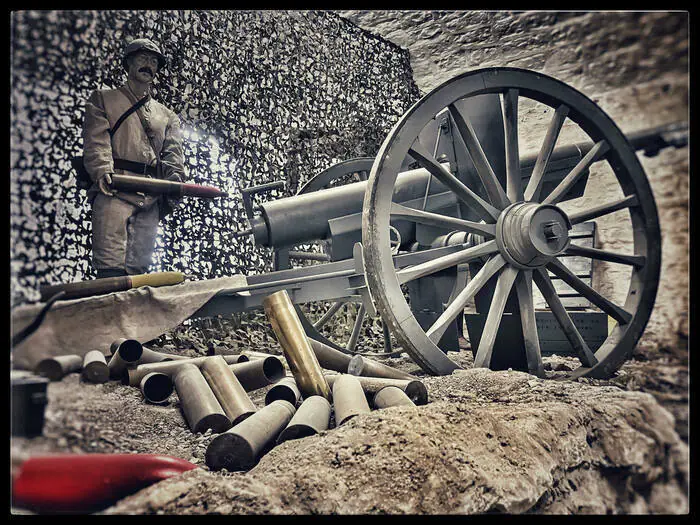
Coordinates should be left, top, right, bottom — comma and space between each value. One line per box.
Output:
11, 276, 247, 370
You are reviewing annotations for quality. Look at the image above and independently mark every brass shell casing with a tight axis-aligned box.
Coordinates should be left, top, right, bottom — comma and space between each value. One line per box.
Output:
262, 290, 331, 401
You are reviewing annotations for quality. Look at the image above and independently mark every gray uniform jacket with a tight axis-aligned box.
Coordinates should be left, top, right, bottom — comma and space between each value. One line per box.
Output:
82, 84, 185, 216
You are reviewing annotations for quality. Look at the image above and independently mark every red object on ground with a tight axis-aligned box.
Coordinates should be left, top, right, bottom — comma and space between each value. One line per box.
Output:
12, 454, 198, 513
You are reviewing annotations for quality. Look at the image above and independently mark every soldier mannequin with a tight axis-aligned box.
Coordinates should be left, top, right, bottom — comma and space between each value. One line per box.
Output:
82, 38, 185, 279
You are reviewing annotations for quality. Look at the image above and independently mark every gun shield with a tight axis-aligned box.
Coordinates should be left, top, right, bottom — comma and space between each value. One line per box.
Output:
35, 354, 83, 381
264, 376, 301, 406
262, 290, 331, 400
277, 395, 331, 444
228, 357, 285, 392
173, 363, 231, 434
140, 372, 174, 404
325, 374, 428, 406
332, 374, 371, 426
108, 339, 143, 379
81, 350, 109, 383
205, 399, 296, 471
373, 386, 416, 409
201, 356, 257, 426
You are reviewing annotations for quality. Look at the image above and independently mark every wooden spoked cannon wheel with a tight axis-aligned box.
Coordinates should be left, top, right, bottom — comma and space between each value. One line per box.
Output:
362, 68, 661, 378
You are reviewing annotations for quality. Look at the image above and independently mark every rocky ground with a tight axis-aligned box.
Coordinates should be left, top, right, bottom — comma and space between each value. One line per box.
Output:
11, 315, 689, 514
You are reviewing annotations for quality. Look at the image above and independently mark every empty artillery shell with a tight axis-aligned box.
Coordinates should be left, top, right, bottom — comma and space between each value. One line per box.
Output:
373, 386, 416, 409
332, 374, 371, 426
205, 399, 296, 472
262, 290, 331, 400
277, 395, 331, 444
325, 374, 428, 406
310, 338, 415, 381
81, 350, 109, 383
137, 347, 190, 364
228, 357, 285, 392
264, 376, 301, 406
241, 350, 285, 363
108, 339, 143, 379
173, 363, 231, 434
140, 372, 174, 404
124, 355, 244, 387
201, 356, 257, 426
35, 354, 83, 381
209, 347, 250, 362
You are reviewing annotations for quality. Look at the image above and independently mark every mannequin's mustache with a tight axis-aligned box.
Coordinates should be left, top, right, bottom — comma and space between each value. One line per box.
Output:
139, 67, 154, 75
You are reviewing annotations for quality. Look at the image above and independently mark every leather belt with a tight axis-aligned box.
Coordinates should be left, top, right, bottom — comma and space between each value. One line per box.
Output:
113, 158, 158, 177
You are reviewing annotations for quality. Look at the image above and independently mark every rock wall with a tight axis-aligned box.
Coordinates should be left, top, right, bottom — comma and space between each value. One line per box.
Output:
10, 10, 419, 305
339, 10, 689, 355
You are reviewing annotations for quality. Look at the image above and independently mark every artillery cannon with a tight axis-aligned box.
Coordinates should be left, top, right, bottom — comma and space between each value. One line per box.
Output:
190, 67, 685, 379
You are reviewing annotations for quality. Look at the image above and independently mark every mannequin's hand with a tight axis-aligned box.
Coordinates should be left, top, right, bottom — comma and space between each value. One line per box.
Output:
98, 173, 114, 196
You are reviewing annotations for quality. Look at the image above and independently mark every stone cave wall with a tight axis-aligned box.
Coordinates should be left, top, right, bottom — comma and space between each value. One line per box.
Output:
10, 10, 420, 306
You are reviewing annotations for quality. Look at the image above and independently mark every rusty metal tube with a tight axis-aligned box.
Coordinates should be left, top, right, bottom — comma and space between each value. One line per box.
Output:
137, 347, 190, 364
228, 357, 285, 392
332, 374, 371, 426
81, 350, 109, 383
277, 395, 331, 444
201, 356, 257, 426
309, 338, 415, 380
35, 354, 83, 381
373, 386, 416, 409
325, 374, 428, 406
262, 290, 331, 400
124, 355, 244, 387
208, 347, 250, 362
264, 376, 301, 406
173, 363, 231, 434
140, 372, 174, 404
205, 399, 296, 471
108, 339, 143, 379
241, 350, 286, 365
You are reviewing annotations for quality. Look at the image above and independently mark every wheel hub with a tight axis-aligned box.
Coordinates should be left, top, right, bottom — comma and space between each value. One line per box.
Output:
496, 202, 572, 268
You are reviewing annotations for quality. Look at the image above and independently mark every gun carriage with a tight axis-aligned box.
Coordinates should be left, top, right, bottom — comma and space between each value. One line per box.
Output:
190, 67, 686, 379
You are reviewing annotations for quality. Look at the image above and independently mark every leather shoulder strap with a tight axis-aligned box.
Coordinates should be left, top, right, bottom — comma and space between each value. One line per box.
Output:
109, 87, 149, 139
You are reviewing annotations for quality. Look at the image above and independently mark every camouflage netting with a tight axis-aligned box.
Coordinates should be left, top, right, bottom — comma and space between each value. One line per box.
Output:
10, 10, 420, 310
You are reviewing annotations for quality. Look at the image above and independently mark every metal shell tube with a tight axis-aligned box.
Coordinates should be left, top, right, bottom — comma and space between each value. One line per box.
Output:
140, 372, 174, 404
332, 374, 371, 426
35, 354, 83, 381
241, 350, 286, 364
373, 386, 416, 409
137, 347, 190, 364
201, 356, 257, 426
208, 347, 250, 362
205, 399, 296, 471
277, 395, 331, 444
124, 355, 244, 387
262, 290, 331, 400
325, 374, 428, 406
228, 357, 285, 392
173, 363, 231, 434
264, 376, 301, 406
343, 351, 416, 381
81, 351, 109, 383
108, 339, 143, 379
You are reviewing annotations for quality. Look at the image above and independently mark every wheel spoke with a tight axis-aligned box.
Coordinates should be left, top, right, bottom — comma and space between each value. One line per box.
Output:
532, 268, 598, 367
397, 240, 499, 285
565, 243, 646, 268
567, 194, 639, 225
524, 104, 569, 202
542, 140, 610, 205
391, 202, 496, 238
473, 265, 519, 369
514, 270, 544, 377
501, 89, 522, 202
546, 258, 633, 325
447, 103, 510, 209
426, 254, 507, 344
346, 304, 366, 353
408, 140, 501, 222
313, 300, 345, 329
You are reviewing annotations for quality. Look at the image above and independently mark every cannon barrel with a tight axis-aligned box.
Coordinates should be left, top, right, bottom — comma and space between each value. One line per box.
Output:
247, 121, 687, 251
